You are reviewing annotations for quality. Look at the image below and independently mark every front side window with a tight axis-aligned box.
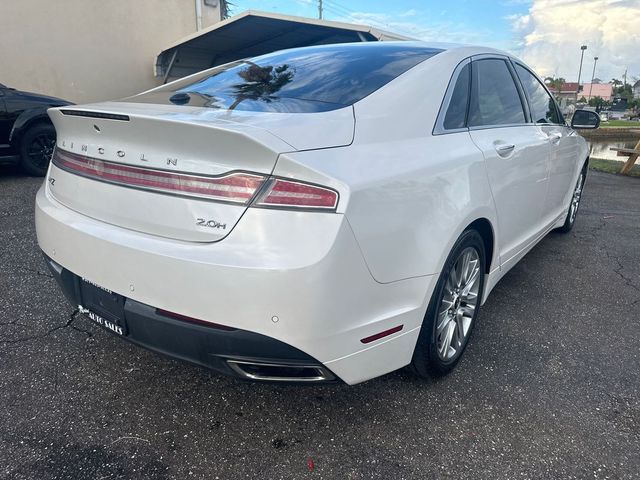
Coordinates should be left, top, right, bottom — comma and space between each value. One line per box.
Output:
515, 64, 562, 124
468, 59, 526, 127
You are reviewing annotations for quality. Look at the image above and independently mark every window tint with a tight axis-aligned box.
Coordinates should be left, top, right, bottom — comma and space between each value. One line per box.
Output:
468, 59, 525, 127
515, 64, 561, 124
443, 63, 470, 130
138, 44, 442, 113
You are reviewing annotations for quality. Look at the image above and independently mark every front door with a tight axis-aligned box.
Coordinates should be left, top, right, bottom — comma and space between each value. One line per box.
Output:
512, 63, 581, 225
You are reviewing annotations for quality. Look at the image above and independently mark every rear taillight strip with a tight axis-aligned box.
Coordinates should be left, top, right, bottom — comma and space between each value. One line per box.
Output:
53, 149, 265, 204
52, 148, 339, 211
255, 179, 339, 210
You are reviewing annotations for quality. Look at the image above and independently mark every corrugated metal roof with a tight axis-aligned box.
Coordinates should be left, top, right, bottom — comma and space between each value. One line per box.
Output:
549, 82, 580, 94
155, 10, 413, 82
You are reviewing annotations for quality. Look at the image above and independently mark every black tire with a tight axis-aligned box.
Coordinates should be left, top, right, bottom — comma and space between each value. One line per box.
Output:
20, 123, 56, 176
555, 165, 587, 234
410, 229, 486, 378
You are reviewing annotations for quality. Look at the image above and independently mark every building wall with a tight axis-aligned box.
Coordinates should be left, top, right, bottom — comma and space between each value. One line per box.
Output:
0, 0, 220, 104
580, 83, 613, 101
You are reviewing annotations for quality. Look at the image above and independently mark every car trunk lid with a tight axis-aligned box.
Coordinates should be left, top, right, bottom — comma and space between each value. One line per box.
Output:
47, 102, 353, 242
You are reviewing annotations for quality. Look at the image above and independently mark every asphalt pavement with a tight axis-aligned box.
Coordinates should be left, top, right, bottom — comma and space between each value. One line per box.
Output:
1, 166, 639, 480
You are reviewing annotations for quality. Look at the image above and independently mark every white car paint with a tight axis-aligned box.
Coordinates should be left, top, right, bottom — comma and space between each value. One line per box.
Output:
35, 43, 589, 384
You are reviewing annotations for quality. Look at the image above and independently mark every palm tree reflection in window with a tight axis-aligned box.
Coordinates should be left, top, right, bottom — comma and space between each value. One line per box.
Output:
228, 63, 294, 110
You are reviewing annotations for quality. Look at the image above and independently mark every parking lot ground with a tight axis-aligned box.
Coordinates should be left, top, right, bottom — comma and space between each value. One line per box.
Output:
1, 167, 639, 480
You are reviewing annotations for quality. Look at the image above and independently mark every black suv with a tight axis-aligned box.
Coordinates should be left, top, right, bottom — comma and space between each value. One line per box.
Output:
0, 83, 72, 176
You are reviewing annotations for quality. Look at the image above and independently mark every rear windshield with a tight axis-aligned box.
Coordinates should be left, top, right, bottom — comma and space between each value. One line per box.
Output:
133, 43, 442, 113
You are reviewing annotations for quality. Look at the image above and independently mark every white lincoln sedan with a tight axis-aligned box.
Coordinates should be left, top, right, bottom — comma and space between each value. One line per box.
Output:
35, 42, 599, 384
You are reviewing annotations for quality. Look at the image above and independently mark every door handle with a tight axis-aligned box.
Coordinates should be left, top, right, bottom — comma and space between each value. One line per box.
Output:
495, 143, 515, 154
547, 132, 562, 144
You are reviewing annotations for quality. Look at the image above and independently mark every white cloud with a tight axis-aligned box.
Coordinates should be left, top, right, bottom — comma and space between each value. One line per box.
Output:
510, 0, 640, 82
506, 13, 530, 33
399, 9, 418, 17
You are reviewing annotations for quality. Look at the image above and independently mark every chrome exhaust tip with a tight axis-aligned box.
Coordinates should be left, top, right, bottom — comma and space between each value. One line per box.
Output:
227, 359, 335, 382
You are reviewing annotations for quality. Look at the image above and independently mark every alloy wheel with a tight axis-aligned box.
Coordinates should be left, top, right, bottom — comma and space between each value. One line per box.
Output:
26, 133, 56, 170
436, 247, 481, 361
568, 172, 584, 225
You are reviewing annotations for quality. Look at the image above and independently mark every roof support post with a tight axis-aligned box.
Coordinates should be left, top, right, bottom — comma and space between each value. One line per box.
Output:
195, 0, 203, 30
163, 49, 179, 84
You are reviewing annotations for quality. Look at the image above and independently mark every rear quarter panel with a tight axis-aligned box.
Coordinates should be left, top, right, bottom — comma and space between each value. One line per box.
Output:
274, 49, 499, 283
340, 132, 496, 283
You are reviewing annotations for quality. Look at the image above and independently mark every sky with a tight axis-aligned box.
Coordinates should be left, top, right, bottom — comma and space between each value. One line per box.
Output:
230, 0, 640, 85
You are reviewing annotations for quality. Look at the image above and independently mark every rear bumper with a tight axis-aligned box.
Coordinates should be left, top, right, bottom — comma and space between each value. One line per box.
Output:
45, 254, 336, 382
35, 182, 435, 384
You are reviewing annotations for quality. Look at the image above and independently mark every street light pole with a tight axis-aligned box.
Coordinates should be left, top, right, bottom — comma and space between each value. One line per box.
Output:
318, 0, 323, 19
589, 56, 598, 100
577, 45, 587, 100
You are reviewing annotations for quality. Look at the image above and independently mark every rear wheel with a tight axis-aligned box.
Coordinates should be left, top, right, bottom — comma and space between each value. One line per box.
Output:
411, 229, 485, 378
555, 168, 586, 233
20, 123, 56, 176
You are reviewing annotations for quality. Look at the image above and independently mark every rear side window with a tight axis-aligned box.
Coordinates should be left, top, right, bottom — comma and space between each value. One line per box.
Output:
515, 64, 562, 124
443, 63, 470, 130
136, 44, 442, 113
468, 59, 526, 127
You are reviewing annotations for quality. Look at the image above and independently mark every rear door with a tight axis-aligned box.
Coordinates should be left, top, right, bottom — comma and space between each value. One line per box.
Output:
467, 57, 550, 265
512, 63, 581, 225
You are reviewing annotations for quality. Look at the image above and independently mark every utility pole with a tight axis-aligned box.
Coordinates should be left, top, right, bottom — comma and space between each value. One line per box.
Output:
318, 0, 323, 19
577, 45, 587, 101
589, 56, 598, 99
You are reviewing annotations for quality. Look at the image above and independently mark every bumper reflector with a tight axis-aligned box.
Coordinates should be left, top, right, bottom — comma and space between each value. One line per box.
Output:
156, 308, 236, 331
360, 325, 404, 344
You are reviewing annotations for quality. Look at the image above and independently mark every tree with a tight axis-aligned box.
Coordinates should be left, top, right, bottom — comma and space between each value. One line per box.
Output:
544, 76, 566, 92
221, 0, 233, 19
614, 84, 633, 99
228, 62, 295, 110
611, 78, 622, 87
588, 96, 609, 107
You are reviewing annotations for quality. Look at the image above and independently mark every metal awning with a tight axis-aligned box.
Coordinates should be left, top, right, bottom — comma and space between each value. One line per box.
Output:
155, 10, 412, 82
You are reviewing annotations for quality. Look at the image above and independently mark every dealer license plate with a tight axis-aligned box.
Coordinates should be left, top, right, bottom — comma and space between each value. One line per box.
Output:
78, 278, 127, 335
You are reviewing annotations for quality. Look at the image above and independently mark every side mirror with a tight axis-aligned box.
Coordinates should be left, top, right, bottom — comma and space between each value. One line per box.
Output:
169, 92, 191, 105
571, 109, 600, 129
